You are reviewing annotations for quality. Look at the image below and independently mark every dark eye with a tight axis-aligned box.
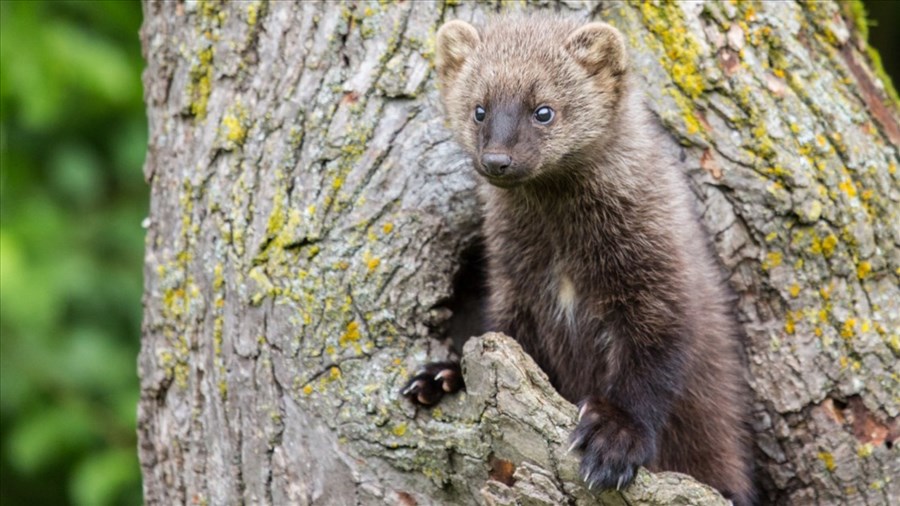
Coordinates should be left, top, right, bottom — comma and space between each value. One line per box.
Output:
474, 105, 486, 123
534, 106, 554, 124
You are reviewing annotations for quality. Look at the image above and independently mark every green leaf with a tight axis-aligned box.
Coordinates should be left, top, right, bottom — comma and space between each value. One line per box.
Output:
70, 448, 141, 506
7, 405, 94, 473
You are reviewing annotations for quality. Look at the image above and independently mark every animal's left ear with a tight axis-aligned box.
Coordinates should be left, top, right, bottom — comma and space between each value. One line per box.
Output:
564, 22, 627, 76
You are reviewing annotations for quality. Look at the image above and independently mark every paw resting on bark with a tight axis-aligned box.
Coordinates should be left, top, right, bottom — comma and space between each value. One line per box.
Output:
568, 396, 656, 491
401, 361, 464, 406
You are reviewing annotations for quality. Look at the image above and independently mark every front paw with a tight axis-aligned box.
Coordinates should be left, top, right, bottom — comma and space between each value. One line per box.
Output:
568, 396, 655, 491
401, 361, 464, 406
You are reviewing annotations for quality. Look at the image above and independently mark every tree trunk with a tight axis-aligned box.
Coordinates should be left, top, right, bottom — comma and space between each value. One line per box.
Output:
137, 1, 899, 504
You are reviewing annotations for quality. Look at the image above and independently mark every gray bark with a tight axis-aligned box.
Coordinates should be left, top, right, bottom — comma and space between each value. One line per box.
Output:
138, 1, 899, 504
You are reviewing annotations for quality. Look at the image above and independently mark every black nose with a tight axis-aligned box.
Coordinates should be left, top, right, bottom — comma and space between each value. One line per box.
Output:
481, 153, 512, 175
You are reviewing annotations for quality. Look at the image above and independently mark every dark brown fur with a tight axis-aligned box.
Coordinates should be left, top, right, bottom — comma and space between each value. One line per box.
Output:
405, 17, 755, 505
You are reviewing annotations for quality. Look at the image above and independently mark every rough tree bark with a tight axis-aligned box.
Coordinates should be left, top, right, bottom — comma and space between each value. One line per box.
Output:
138, 1, 899, 504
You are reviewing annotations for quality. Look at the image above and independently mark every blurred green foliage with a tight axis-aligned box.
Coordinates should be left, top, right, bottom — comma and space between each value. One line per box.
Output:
0, 1, 146, 504
864, 0, 900, 102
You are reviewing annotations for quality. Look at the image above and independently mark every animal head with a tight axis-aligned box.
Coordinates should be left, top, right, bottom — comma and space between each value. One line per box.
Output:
435, 18, 629, 188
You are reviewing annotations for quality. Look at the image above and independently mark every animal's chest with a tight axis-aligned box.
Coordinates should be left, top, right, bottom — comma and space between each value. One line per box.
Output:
505, 249, 612, 401
512, 257, 587, 333
489, 214, 616, 400
503, 237, 606, 347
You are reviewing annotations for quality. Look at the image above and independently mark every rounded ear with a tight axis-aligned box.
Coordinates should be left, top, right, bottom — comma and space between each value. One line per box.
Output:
564, 22, 627, 76
435, 20, 480, 85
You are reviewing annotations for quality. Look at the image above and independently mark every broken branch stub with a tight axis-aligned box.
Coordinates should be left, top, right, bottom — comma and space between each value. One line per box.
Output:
462, 333, 729, 505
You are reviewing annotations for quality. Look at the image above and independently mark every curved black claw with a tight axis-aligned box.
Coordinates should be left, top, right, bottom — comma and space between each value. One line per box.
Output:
568, 396, 655, 492
401, 361, 464, 406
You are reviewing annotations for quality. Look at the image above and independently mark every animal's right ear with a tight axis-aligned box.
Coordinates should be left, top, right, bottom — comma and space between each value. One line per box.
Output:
564, 22, 627, 77
435, 20, 480, 85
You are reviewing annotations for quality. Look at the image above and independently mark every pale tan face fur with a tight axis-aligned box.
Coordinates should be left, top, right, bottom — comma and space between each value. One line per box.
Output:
435, 18, 628, 188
